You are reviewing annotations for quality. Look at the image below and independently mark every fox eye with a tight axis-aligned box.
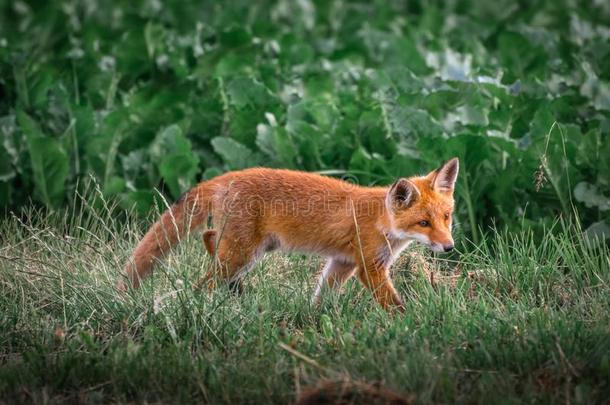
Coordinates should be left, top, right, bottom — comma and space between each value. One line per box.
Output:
444, 213, 450, 220
419, 220, 430, 227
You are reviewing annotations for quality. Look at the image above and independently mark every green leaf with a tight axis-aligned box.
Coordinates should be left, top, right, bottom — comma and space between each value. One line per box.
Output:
498, 31, 548, 82
17, 111, 69, 207
574, 182, 610, 211
386, 106, 443, 140
144, 22, 165, 59
0, 181, 10, 208
287, 100, 339, 133
226, 77, 273, 109
29, 69, 54, 108
284, 120, 324, 170
219, 27, 252, 48
121, 190, 165, 215
214, 54, 255, 77
349, 147, 379, 184
529, 105, 556, 142
584, 219, 610, 241
202, 167, 224, 180
151, 125, 200, 199
454, 104, 489, 127
211, 137, 260, 170
372, 67, 424, 95
159, 154, 199, 199
0, 145, 15, 182
256, 124, 298, 168
103, 176, 126, 196
580, 63, 610, 111
361, 28, 428, 74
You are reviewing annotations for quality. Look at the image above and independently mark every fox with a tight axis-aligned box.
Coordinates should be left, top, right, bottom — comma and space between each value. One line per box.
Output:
119, 158, 459, 311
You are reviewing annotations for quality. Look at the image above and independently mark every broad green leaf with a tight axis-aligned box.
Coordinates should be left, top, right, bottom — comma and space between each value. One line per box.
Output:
214, 54, 255, 77
29, 69, 54, 108
372, 67, 424, 95
256, 124, 298, 168
284, 119, 325, 170
386, 106, 442, 140
211, 137, 260, 170
287, 100, 339, 133
159, 154, 199, 198
454, 105, 489, 127
0, 181, 10, 207
226, 77, 273, 108
498, 31, 548, 82
219, 27, 252, 48
202, 167, 224, 180
144, 22, 165, 59
580, 62, 610, 111
574, 182, 610, 211
584, 219, 610, 241
17, 111, 69, 207
151, 125, 200, 199
104, 176, 126, 196
0, 145, 15, 182
349, 147, 377, 184
122, 190, 160, 215
529, 106, 556, 142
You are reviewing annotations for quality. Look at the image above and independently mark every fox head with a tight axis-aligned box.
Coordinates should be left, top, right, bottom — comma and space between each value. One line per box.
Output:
385, 158, 459, 253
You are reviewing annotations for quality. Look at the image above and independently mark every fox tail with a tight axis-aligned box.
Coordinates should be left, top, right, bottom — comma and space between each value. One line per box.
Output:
119, 184, 212, 290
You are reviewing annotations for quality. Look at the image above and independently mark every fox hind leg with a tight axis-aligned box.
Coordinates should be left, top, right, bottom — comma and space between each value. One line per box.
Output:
195, 233, 261, 294
201, 229, 245, 294
202, 229, 218, 256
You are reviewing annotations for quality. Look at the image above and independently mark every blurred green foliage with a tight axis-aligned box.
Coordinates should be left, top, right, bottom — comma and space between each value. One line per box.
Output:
0, 0, 609, 240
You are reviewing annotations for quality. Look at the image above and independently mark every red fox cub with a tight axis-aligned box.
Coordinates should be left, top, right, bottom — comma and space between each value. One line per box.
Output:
120, 158, 459, 311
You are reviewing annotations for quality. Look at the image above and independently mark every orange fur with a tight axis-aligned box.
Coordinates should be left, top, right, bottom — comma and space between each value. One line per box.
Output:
120, 159, 459, 311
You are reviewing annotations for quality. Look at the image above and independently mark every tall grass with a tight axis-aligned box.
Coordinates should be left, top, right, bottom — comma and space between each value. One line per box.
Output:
0, 201, 609, 403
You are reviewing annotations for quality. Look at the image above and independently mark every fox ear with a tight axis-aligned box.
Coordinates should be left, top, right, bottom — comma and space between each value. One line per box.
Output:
429, 158, 459, 192
386, 179, 420, 210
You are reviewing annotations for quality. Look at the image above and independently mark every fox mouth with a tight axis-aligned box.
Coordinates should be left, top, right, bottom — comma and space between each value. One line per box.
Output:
399, 231, 453, 253
414, 235, 452, 253
429, 243, 446, 253
429, 242, 454, 253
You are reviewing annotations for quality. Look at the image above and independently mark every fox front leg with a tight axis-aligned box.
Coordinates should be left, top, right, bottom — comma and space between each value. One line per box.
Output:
356, 256, 405, 312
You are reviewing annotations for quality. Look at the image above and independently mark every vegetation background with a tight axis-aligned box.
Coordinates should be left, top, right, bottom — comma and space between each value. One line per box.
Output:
0, 0, 609, 403
1, 0, 609, 240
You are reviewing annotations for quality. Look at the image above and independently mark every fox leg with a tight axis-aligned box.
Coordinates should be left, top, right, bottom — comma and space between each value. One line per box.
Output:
195, 234, 260, 294
200, 229, 246, 294
356, 258, 404, 312
312, 258, 357, 305
202, 229, 218, 255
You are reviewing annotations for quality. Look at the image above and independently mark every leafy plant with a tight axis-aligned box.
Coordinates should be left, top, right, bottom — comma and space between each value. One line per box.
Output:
0, 0, 608, 240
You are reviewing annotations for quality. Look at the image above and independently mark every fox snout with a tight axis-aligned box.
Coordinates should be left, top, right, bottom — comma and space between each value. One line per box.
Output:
423, 222, 455, 253
430, 239, 454, 253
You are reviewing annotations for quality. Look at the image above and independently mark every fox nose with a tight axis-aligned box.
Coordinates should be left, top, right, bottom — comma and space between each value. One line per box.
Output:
443, 244, 454, 252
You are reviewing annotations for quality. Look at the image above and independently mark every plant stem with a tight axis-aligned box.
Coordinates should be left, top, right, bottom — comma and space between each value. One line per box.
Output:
462, 170, 479, 244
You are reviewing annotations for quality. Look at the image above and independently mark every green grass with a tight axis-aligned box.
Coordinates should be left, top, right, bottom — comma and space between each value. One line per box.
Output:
0, 203, 609, 404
